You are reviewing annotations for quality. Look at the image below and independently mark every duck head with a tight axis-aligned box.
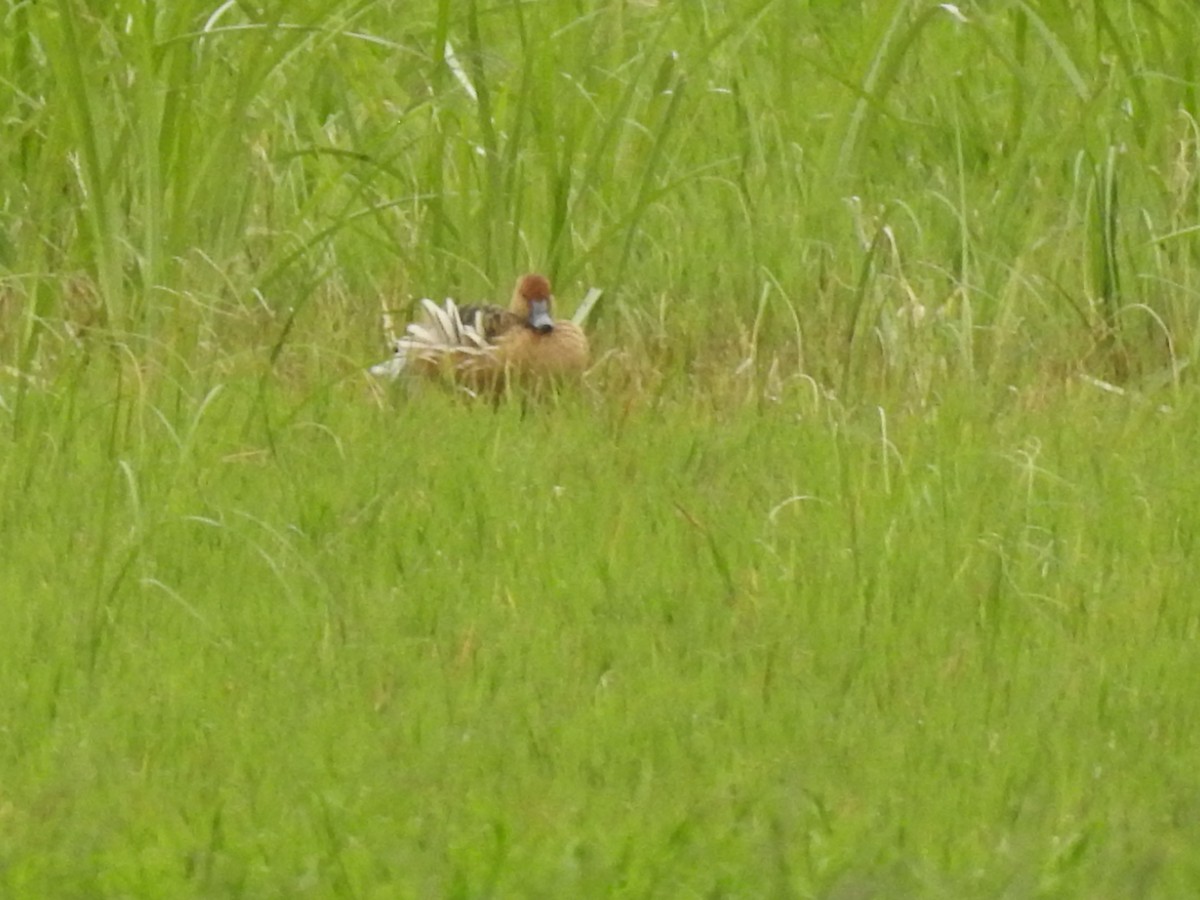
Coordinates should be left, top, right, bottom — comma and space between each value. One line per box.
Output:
513, 273, 555, 334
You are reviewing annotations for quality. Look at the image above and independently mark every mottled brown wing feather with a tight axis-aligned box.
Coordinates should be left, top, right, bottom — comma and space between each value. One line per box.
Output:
455, 304, 524, 342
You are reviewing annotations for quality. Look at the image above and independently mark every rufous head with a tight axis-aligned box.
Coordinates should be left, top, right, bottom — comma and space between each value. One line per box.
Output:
513, 273, 555, 334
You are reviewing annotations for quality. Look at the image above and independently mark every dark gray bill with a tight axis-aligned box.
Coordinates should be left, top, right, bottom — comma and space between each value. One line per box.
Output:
528, 299, 554, 334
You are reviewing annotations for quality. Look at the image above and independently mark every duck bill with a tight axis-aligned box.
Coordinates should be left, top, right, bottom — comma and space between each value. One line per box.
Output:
528, 299, 555, 334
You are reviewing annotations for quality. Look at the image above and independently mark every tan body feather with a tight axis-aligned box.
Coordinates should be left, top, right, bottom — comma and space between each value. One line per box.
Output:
370, 274, 590, 392
412, 317, 589, 390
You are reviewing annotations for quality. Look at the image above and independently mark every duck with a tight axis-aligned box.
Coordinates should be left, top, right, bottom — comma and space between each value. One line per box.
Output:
370, 274, 591, 392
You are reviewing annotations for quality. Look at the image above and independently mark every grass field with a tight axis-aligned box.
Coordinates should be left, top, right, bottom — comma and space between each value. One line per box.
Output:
3, 1, 1200, 896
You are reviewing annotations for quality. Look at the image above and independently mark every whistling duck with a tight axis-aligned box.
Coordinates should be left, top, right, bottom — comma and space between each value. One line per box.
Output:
370, 274, 590, 391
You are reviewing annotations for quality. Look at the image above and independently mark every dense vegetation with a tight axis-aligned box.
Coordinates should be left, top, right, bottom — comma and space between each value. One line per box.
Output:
3, 1, 1200, 896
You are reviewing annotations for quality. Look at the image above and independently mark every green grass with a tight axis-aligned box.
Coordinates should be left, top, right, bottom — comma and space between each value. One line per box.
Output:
4, 0, 1200, 896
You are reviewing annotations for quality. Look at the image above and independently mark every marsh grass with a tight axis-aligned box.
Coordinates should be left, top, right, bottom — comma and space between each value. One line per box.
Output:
4, 1, 1200, 896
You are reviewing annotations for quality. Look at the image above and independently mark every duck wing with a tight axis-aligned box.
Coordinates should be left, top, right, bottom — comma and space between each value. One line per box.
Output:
369, 299, 493, 378
455, 304, 524, 342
